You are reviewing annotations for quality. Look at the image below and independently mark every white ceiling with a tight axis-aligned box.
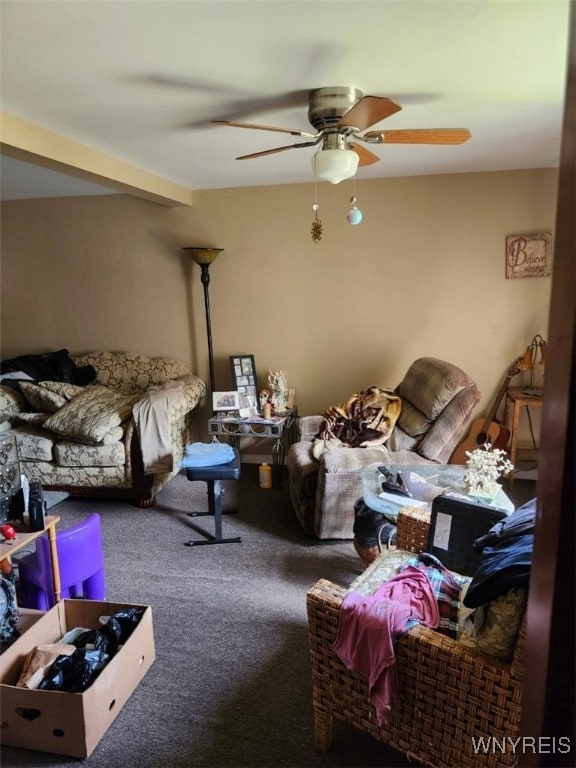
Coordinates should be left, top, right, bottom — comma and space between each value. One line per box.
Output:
0, 0, 571, 202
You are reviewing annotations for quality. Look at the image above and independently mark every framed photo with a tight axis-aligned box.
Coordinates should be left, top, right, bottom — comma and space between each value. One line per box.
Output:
212, 391, 240, 412
230, 355, 259, 411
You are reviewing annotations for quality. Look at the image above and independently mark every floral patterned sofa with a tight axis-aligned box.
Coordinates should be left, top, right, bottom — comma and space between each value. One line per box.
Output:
0, 351, 206, 507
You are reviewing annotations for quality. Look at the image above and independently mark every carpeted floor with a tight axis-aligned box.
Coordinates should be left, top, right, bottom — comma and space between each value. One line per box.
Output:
2, 468, 536, 768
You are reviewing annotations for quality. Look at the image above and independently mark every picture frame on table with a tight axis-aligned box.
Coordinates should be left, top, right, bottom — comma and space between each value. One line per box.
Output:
212, 391, 241, 412
229, 355, 259, 411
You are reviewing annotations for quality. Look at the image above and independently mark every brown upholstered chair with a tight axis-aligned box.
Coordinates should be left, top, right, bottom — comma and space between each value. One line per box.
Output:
306, 508, 526, 768
287, 357, 480, 539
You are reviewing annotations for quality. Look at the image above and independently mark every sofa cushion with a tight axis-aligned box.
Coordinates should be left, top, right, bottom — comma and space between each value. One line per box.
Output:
386, 424, 419, 453
55, 440, 126, 467
14, 425, 56, 461
395, 400, 432, 440
72, 351, 191, 395
349, 548, 417, 594
44, 386, 137, 444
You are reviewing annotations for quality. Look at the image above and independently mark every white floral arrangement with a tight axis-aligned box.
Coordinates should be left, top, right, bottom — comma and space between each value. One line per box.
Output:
464, 443, 514, 501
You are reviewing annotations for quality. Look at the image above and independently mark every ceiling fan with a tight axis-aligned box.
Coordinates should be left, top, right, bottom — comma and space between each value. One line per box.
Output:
212, 86, 471, 184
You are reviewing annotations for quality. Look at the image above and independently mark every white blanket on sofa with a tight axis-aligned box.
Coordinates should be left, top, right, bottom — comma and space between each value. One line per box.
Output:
132, 381, 184, 473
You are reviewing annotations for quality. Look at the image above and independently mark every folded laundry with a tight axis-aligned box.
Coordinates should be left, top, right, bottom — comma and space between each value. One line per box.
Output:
180, 442, 236, 468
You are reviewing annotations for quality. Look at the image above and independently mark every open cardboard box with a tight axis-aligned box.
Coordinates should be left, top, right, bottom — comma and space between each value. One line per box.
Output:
0, 599, 155, 758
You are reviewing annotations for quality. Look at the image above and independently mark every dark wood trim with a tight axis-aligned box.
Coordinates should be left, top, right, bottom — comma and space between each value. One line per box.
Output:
519, 3, 575, 765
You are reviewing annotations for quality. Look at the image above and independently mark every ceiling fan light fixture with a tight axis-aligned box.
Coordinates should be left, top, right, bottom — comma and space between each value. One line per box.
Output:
313, 148, 359, 184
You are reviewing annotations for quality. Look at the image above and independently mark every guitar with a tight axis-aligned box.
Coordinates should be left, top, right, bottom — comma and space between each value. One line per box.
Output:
450, 354, 532, 465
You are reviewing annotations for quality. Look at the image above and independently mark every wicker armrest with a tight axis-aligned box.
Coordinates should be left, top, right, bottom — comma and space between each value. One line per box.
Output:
307, 578, 507, 672
396, 506, 431, 552
307, 579, 346, 647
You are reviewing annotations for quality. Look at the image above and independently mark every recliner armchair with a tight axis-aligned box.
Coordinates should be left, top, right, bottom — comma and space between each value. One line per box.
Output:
287, 357, 480, 539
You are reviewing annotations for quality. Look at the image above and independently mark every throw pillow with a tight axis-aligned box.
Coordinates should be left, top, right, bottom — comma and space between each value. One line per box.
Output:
19, 382, 67, 413
44, 386, 137, 444
459, 587, 527, 660
38, 381, 86, 401
0, 385, 27, 418
13, 412, 51, 426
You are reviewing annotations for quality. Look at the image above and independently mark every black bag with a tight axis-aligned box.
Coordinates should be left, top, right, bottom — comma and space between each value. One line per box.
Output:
353, 498, 397, 549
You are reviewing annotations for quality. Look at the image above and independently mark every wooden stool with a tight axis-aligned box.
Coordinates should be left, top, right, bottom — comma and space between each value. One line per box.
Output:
184, 447, 242, 546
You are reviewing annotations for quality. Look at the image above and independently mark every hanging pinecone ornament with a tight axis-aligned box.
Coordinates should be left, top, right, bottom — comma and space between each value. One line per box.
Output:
311, 203, 323, 243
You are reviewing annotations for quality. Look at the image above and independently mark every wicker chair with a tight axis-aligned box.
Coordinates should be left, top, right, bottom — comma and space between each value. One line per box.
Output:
306, 508, 526, 768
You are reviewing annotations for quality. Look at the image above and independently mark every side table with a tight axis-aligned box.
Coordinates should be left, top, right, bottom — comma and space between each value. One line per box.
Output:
208, 409, 297, 489
504, 386, 544, 487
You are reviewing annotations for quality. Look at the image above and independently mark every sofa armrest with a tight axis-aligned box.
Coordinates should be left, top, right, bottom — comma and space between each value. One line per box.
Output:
166, 374, 207, 422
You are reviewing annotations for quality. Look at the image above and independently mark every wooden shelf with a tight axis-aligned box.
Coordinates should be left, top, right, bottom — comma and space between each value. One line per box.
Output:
1, 515, 62, 603
0, 515, 60, 561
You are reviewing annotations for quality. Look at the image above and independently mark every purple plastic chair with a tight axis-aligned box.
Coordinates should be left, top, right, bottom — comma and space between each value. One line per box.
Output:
17, 513, 106, 610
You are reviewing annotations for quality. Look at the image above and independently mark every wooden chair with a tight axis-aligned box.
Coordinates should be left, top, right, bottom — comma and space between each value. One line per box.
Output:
306, 508, 526, 768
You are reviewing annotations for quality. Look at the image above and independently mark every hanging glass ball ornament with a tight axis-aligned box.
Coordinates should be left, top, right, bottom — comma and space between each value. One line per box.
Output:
346, 196, 363, 226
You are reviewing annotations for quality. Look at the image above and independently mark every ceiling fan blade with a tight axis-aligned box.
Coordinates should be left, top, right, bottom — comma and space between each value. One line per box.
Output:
212, 119, 317, 138
349, 142, 380, 167
338, 96, 402, 131
236, 138, 321, 160
364, 128, 471, 145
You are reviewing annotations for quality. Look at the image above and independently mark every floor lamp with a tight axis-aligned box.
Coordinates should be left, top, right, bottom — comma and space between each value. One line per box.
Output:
183, 247, 223, 395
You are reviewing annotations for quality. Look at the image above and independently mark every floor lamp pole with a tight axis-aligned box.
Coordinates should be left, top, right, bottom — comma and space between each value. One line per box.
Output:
199, 262, 215, 394
183, 247, 223, 396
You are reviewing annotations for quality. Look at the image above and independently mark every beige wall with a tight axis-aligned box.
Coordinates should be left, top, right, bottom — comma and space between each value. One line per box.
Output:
1, 169, 555, 446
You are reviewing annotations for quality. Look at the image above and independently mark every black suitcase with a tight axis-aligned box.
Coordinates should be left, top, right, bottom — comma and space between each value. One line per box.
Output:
427, 495, 508, 576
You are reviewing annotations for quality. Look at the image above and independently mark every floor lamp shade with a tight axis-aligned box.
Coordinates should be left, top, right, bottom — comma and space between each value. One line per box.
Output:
183, 247, 223, 394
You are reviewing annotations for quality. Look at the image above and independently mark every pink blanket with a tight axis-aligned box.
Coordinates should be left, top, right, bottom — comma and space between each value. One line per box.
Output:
333, 567, 439, 724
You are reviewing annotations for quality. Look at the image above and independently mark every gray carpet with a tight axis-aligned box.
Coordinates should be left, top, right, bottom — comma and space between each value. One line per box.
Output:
2, 469, 536, 768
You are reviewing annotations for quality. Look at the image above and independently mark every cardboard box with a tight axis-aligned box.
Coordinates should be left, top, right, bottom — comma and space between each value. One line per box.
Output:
0, 599, 155, 758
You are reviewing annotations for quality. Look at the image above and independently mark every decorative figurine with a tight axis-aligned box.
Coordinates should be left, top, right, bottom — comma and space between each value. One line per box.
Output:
259, 388, 272, 412
267, 368, 289, 413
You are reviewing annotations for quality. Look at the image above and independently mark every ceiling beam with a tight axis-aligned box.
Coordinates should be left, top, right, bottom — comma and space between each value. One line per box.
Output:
0, 112, 195, 207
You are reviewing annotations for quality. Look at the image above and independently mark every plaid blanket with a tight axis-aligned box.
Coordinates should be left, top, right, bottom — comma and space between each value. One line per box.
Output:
400, 553, 464, 638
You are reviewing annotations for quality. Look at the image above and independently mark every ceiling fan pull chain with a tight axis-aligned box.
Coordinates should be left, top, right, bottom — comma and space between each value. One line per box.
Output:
346, 179, 363, 226
311, 182, 323, 243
